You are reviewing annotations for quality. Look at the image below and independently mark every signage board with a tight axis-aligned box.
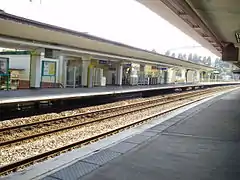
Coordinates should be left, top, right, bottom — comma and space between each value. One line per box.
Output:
42, 61, 56, 76
44, 49, 60, 59
125, 63, 132, 67
44, 48, 54, 58
0, 57, 9, 75
99, 60, 108, 64
160, 67, 168, 71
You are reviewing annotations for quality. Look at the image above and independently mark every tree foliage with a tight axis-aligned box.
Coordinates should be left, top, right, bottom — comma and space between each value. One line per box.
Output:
165, 50, 171, 56
178, 53, 183, 59
188, 53, 193, 61
182, 54, 187, 60
171, 53, 176, 58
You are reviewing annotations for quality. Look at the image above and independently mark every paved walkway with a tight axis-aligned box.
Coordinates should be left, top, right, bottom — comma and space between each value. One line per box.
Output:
0, 83, 189, 104
0, 84, 178, 98
42, 88, 240, 180
1, 82, 239, 104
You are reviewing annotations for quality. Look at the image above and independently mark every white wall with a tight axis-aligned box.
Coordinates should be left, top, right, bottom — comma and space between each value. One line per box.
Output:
0, 54, 30, 80
0, 54, 60, 83
167, 69, 175, 83
187, 70, 194, 83
168, 68, 188, 83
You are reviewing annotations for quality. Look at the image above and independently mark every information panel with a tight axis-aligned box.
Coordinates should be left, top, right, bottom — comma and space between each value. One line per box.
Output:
42, 61, 56, 76
0, 57, 8, 75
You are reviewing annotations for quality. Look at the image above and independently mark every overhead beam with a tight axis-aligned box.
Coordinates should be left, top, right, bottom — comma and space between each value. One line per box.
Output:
0, 35, 177, 68
0, 35, 214, 71
159, 0, 223, 51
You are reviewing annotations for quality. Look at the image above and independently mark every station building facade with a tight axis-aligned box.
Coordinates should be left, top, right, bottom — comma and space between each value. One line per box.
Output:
0, 51, 204, 90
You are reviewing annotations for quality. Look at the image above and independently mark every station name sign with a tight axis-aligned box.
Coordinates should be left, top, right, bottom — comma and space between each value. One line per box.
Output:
99, 60, 108, 64
160, 67, 168, 71
152, 66, 168, 70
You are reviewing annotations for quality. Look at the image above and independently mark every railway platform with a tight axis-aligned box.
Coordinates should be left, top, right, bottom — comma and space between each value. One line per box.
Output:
46, 87, 240, 180
0, 81, 239, 105
4, 86, 240, 180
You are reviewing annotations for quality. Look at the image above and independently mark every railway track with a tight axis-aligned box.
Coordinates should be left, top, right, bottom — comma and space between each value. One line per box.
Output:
0, 87, 221, 146
0, 86, 238, 176
0, 88, 204, 129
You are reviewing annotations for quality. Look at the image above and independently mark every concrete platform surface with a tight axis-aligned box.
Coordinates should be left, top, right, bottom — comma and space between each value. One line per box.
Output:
40, 88, 240, 180
0, 81, 239, 104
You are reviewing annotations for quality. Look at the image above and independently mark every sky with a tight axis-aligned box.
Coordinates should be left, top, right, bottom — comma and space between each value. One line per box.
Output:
0, 0, 218, 59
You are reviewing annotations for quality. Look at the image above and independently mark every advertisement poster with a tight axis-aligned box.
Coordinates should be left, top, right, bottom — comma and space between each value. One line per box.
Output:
0, 57, 8, 75
42, 61, 56, 76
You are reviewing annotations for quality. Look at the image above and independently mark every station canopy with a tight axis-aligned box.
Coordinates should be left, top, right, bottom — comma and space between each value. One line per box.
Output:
137, 0, 240, 67
0, 10, 214, 71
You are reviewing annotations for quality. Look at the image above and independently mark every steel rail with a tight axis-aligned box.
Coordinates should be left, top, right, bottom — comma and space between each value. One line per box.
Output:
0, 88, 214, 132
0, 90, 211, 147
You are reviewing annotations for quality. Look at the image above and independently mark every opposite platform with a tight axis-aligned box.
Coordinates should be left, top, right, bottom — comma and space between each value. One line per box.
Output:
42, 87, 240, 180
0, 82, 239, 105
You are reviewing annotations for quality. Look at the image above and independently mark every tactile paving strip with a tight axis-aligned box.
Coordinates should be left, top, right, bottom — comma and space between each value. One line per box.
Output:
48, 161, 99, 180
82, 149, 121, 166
